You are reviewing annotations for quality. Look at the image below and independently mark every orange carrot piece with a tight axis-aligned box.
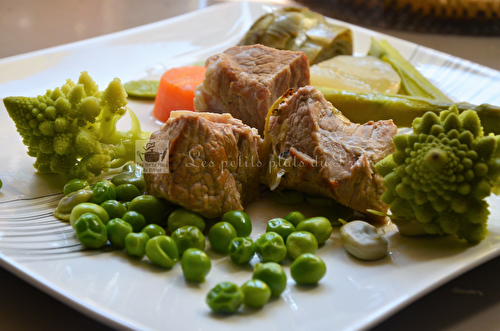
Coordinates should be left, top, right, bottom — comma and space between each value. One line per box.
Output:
153, 66, 206, 122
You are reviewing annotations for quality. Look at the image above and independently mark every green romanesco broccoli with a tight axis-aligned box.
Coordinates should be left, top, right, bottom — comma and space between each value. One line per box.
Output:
3, 71, 150, 183
375, 105, 500, 244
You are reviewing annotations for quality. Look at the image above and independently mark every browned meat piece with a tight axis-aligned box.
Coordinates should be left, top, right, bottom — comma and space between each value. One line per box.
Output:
193, 44, 310, 134
263, 86, 398, 222
145, 111, 263, 219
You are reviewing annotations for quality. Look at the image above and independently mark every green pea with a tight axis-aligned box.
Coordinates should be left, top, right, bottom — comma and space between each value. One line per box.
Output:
89, 180, 116, 205
74, 212, 108, 249
270, 189, 304, 205
295, 217, 333, 245
208, 222, 237, 254
284, 211, 306, 227
181, 248, 211, 282
70, 202, 109, 228
122, 201, 130, 210
141, 224, 166, 238
63, 179, 89, 196
145, 235, 179, 268
221, 210, 252, 237
124, 232, 149, 257
171, 226, 205, 255
241, 279, 271, 308
111, 163, 145, 192
290, 253, 326, 285
228, 237, 255, 265
100, 200, 127, 220
255, 232, 287, 263
206, 282, 244, 313
266, 218, 295, 242
115, 183, 141, 202
167, 208, 205, 233
128, 195, 166, 225
286, 231, 318, 259
122, 211, 146, 232
106, 218, 133, 248
252, 262, 287, 298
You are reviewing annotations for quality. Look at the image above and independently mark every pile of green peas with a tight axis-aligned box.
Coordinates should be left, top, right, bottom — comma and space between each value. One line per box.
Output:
60, 170, 340, 314
205, 210, 332, 314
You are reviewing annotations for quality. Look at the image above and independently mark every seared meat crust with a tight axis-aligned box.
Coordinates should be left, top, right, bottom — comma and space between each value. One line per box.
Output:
194, 44, 310, 134
145, 111, 263, 219
264, 86, 398, 221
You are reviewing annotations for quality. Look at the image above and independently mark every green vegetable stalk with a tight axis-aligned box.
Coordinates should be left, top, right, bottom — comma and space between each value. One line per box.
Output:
368, 38, 452, 102
3, 71, 150, 182
375, 105, 500, 244
316, 86, 500, 135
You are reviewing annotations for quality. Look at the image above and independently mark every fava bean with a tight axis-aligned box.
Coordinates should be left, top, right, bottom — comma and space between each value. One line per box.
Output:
63, 179, 89, 196
340, 220, 388, 260
54, 188, 93, 221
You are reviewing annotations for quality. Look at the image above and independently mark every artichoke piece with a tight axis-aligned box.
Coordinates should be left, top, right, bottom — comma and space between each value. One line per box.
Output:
239, 7, 353, 65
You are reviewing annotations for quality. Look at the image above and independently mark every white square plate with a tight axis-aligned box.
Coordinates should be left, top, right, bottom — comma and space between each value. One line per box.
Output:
1, 2, 500, 331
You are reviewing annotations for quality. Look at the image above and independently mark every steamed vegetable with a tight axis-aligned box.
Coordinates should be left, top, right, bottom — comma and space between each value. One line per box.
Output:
3, 71, 150, 182
123, 80, 159, 99
340, 220, 388, 260
239, 6, 352, 65
310, 55, 401, 94
375, 106, 500, 243
153, 66, 206, 122
316, 86, 500, 135
368, 38, 452, 102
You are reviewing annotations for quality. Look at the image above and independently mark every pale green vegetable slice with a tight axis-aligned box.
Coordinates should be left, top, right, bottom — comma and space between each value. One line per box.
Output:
124, 80, 159, 99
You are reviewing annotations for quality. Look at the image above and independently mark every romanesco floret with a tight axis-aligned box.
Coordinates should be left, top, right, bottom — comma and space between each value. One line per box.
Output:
3, 71, 150, 183
375, 105, 500, 244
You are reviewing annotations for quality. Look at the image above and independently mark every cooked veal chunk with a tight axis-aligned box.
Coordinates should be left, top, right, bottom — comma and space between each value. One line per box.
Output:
145, 111, 263, 219
264, 86, 398, 222
193, 44, 310, 134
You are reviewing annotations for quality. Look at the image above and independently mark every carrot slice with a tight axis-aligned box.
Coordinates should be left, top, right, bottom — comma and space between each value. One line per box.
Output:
153, 66, 206, 122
